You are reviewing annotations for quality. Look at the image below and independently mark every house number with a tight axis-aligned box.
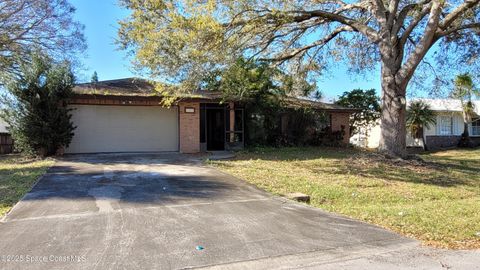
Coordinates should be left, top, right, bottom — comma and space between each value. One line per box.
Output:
185, 107, 195, 113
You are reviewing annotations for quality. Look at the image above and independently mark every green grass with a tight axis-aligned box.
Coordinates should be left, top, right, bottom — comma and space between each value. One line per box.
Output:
0, 155, 54, 217
209, 147, 480, 249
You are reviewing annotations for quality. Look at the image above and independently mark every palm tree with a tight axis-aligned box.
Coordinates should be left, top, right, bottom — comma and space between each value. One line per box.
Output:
407, 101, 436, 150
451, 73, 479, 147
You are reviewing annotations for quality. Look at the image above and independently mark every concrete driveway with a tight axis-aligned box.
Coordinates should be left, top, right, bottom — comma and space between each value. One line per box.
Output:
0, 153, 478, 270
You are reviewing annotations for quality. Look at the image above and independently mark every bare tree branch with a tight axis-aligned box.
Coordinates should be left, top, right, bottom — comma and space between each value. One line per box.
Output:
399, 3, 433, 47
440, 0, 480, 29
437, 22, 480, 36
261, 25, 354, 62
398, 0, 443, 84
0, 0, 85, 76
392, 0, 433, 37
291, 9, 380, 41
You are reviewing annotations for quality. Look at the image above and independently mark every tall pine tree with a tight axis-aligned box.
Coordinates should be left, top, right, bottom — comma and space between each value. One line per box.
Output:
91, 71, 99, 83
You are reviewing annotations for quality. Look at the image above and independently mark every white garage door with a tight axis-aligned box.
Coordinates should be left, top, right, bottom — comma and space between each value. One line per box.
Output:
66, 105, 178, 153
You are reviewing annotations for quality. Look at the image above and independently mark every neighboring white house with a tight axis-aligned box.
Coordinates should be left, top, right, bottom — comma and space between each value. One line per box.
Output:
350, 121, 381, 148
351, 99, 480, 149
0, 118, 8, 133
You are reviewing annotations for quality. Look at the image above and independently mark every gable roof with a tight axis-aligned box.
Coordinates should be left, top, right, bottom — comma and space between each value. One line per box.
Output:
73, 78, 355, 112
410, 98, 480, 115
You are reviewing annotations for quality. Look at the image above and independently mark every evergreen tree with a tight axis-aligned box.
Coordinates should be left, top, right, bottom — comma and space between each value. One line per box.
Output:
336, 89, 381, 138
0, 52, 76, 156
91, 71, 99, 83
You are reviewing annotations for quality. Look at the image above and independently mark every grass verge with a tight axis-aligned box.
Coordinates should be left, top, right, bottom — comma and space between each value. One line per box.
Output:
209, 147, 480, 249
0, 155, 54, 217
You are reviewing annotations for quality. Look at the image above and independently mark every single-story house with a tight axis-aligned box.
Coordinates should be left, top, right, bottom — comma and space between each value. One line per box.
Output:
351, 99, 480, 150
65, 78, 356, 154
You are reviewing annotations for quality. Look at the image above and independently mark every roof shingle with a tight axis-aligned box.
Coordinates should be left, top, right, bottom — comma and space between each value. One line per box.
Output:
73, 78, 355, 111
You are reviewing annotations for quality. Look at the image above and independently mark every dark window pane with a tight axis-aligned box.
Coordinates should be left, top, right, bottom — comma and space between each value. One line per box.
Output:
225, 108, 230, 132
234, 109, 243, 131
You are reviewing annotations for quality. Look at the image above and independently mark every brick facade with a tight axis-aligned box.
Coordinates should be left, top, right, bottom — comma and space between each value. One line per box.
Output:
179, 102, 200, 153
426, 135, 480, 150
330, 112, 350, 144
69, 96, 353, 153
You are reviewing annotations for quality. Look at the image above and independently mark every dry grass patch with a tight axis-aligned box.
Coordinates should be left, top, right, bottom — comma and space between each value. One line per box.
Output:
209, 147, 480, 249
0, 155, 54, 217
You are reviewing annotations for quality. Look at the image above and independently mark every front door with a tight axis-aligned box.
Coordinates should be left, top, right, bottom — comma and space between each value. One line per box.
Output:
206, 108, 225, 150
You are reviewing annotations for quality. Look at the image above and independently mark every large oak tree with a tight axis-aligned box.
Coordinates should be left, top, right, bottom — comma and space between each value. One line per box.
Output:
0, 0, 86, 77
118, 0, 480, 157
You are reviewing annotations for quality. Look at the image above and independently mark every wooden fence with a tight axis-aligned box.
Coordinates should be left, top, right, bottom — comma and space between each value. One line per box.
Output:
0, 133, 13, 154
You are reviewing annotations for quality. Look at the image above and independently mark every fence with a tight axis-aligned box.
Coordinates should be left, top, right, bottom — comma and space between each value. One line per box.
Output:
0, 133, 13, 154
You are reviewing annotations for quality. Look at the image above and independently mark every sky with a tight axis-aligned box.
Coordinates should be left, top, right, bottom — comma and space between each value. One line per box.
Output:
71, 0, 381, 102
71, 0, 134, 82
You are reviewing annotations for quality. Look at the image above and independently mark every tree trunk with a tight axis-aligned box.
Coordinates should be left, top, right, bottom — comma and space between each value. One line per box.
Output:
458, 114, 471, 147
420, 127, 428, 151
378, 56, 407, 158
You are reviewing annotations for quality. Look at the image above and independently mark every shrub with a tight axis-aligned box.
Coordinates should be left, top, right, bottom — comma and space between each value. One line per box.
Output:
0, 53, 75, 156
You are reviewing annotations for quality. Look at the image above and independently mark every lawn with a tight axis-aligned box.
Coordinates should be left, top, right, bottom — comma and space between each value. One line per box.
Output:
209, 147, 480, 249
0, 155, 54, 217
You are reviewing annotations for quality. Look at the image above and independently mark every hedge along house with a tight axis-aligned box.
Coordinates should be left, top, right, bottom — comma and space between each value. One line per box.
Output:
66, 78, 356, 154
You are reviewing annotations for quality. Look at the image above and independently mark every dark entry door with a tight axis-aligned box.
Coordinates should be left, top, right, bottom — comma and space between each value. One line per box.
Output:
206, 109, 225, 150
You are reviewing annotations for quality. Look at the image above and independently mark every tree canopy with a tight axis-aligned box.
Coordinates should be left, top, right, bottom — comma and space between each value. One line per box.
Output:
0, 0, 86, 78
203, 58, 317, 101
118, 0, 480, 157
119, 0, 479, 87
336, 89, 381, 137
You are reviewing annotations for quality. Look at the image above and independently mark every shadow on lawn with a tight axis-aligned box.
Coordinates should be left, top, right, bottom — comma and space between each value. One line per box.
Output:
231, 147, 356, 161
230, 147, 477, 188
342, 164, 472, 187
339, 154, 478, 187
424, 155, 479, 173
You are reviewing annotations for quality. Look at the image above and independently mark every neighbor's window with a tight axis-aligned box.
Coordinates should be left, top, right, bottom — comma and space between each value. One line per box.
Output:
472, 119, 480, 136
439, 116, 453, 135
